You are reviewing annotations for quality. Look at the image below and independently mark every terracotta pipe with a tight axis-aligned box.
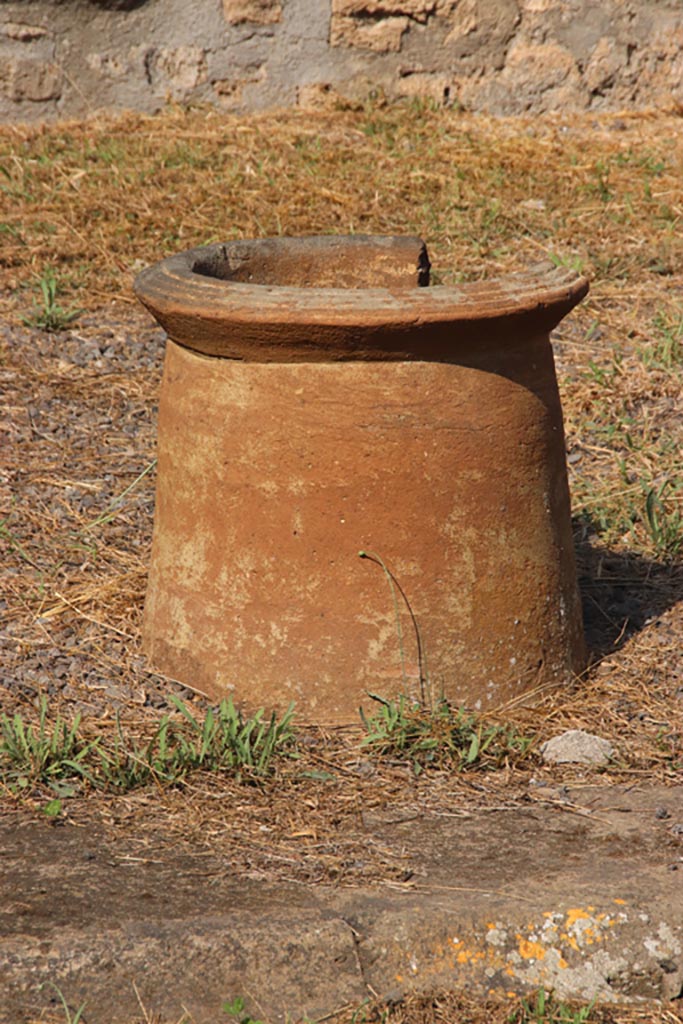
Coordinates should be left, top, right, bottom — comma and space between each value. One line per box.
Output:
135, 235, 588, 724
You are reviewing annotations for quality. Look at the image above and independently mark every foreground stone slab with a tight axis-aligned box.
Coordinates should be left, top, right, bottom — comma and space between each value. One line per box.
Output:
2, 783, 682, 1023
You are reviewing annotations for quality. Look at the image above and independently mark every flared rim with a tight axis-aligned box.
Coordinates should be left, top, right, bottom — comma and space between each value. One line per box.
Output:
134, 235, 589, 362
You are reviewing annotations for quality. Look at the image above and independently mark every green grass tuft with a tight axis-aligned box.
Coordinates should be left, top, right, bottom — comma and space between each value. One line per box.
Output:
0, 698, 297, 794
21, 269, 82, 332
359, 694, 533, 775
509, 989, 597, 1024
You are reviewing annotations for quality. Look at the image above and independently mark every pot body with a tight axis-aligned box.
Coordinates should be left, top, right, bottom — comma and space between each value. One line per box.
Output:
136, 236, 587, 723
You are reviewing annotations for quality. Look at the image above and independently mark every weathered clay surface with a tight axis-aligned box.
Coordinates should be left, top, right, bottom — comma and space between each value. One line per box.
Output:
1, 0, 683, 121
136, 235, 586, 722
2, 784, 683, 1023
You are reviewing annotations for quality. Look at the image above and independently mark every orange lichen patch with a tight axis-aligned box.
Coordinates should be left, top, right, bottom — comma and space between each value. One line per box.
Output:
454, 946, 487, 966
517, 936, 547, 961
386, 903, 638, 1008
565, 908, 591, 927
558, 905, 620, 953
393, 905, 628, 994
614, 898, 628, 905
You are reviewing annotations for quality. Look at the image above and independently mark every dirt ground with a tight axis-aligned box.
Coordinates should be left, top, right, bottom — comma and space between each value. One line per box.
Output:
1, 303, 681, 864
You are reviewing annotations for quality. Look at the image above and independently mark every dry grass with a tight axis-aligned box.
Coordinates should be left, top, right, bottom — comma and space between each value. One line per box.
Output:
28, 990, 683, 1024
1, 100, 683, 1023
338, 992, 683, 1024
1, 102, 682, 302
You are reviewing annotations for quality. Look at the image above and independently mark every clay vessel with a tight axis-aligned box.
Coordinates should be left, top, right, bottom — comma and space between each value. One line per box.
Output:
135, 235, 588, 724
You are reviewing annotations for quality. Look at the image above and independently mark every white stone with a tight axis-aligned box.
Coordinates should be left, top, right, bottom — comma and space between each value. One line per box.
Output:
540, 730, 614, 766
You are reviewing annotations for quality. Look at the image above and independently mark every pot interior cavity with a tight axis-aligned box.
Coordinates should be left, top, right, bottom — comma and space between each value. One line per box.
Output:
191, 235, 432, 290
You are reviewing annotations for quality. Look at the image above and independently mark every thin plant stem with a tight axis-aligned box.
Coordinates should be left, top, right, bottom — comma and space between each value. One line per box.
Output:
358, 550, 432, 704
358, 550, 408, 693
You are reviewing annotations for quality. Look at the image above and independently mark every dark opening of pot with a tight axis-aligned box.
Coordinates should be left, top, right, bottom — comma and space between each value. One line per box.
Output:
191, 235, 431, 290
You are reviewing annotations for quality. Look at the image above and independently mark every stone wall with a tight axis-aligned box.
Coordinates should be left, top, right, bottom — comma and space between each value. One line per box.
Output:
2, 0, 683, 122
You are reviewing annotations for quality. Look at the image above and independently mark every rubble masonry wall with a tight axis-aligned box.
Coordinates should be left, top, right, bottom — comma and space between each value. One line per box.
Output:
2, 0, 683, 122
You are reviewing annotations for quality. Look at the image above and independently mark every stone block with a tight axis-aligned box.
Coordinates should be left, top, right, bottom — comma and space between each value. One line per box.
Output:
3, 23, 48, 42
0, 57, 61, 102
297, 82, 344, 110
212, 64, 266, 108
521, 0, 566, 11
222, 0, 282, 25
452, 31, 588, 112
629, 26, 683, 105
395, 69, 453, 104
445, 0, 477, 41
153, 46, 207, 95
86, 52, 130, 79
331, 15, 408, 52
332, 0, 435, 18
504, 38, 580, 92
584, 36, 626, 94
330, 0, 438, 52
444, 0, 521, 67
